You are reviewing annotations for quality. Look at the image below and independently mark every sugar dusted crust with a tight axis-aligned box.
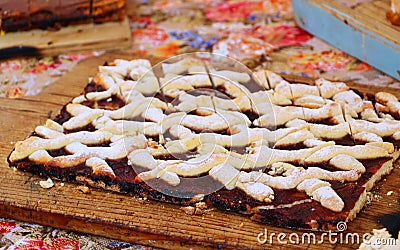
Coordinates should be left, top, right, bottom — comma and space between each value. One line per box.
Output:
8, 57, 400, 231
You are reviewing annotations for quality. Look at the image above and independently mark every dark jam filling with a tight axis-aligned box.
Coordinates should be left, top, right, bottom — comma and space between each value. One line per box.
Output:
125, 116, 147, 122
227, 146, 247, 154
215, 85, 235, 99
240, 79, 266, 93
152, 86, 238, 104
207, 188, 265, 212
153, 93, 175, 104
188, 88, 231, 99
154, 152, 198, 161
80, 95, 126, 110
307, 117, 344, 126
64, 123, 97, 134
146, 136, 160, 143
273, 142, 307, 150
53, 106, 72, 125
332, 134, 355, 146
190, 127, 228, 135
106, 159, 225, 199
383, 136, 400, 147
243, 110, 260, 124
108, 159, 137, 183
252, 180, 366, 230
146, 176, 223, 199
162, 129, 178, 142
390, 112, 400, 120
208, 186, 312, 214
357, 157, 393, 186
273, 133, 386, 150
208, 156, 392, 229
52, 82, 125, 129
301, 161, 342, 172
84, 80, 106, 93
12, 158, 193, 205
47, 147, 71, 158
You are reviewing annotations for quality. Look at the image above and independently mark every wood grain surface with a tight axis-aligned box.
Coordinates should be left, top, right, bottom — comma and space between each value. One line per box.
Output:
0, 18, 131, 56
0, 53, 399, 250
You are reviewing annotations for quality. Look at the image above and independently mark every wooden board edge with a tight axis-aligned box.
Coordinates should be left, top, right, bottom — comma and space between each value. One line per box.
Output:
292, 0, 400, 80
305, 0, 400, 43
0, 203, 217, 250
0, 17, 132, 56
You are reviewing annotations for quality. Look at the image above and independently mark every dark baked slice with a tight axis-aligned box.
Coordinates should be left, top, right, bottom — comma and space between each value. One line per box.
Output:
0, 0, 126, 32
8, 57, 400, 231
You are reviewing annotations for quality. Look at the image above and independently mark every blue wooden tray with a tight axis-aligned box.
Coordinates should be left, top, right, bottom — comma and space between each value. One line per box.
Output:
292, 0, 400, 80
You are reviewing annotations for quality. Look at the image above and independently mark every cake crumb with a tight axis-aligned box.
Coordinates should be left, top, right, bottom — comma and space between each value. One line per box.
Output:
194, 207, 204, 215
181, 206, 195, 215
195, 202, 208, 210
366, 192, 373, 204
181, 203, 211, 216
189, 194, 205, 203
373, 194, 381, 200
77, 185, 91, 194
39, 178, 54, 189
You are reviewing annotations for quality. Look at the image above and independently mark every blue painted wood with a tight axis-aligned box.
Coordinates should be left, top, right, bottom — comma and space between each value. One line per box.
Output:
292, 0, 400, 80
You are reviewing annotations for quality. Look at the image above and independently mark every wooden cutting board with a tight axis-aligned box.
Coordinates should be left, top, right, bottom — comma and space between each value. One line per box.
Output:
0, 53, 399, 250
0, 18, 131, 56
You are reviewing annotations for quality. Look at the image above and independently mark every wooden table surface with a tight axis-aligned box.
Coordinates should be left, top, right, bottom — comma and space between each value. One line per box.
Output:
0, 53, 399, 250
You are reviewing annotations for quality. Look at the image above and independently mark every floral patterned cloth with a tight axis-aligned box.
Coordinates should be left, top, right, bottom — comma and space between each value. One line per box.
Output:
0, 52, 103, 98
128, 0, 399, 89
0, 0, 399, 249
0, 220, 149, 249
